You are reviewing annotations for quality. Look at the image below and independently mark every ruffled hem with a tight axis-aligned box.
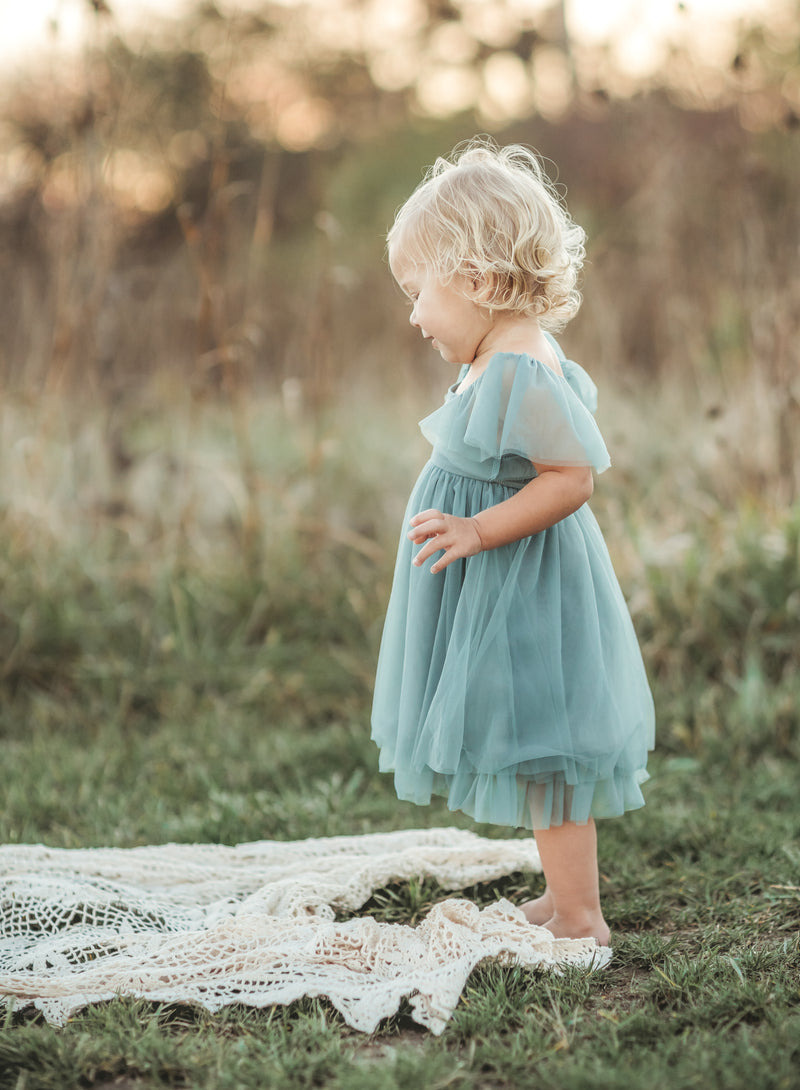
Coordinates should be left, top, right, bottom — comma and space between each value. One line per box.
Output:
379, 757, 649, 832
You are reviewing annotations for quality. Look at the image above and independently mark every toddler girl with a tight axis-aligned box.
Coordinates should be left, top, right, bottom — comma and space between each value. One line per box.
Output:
370, 139, 655, 946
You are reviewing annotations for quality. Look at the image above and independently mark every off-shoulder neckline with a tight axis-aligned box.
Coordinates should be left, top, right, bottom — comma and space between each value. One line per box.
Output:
447, 351, 568, 398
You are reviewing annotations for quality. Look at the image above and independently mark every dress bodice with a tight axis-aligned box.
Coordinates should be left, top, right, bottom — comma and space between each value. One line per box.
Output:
418, 349, 611, 487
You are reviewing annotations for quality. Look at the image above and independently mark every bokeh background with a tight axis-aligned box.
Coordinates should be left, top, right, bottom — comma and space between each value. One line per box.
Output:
0, 0, 799, 846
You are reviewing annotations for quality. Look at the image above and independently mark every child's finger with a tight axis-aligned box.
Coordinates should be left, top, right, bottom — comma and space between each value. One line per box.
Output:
409, 508, 443, 526
429, 552, 453, 574
429, 543, 466, 573
412, 536, 444, 567
408, 516, 446, 542
414, 533, 465, 571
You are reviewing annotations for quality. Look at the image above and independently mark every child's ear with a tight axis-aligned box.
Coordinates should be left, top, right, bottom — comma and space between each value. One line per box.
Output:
464, 265, 494, 304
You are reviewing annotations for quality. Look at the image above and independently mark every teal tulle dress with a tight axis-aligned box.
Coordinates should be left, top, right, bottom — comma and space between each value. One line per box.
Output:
370, 339, 655, 831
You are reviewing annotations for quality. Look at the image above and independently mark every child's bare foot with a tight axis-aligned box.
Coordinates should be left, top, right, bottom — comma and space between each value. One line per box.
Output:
543, 911, 610, 947
520, 889, 554, 926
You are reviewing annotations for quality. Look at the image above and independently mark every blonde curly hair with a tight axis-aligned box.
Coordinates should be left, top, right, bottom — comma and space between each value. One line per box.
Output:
387, 138, 586, 331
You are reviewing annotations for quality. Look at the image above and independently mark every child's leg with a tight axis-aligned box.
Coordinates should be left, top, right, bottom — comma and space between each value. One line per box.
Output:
521, 818, 610, 945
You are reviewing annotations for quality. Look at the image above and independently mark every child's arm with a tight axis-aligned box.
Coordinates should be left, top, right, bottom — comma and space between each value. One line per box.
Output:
408, 464, 593, 574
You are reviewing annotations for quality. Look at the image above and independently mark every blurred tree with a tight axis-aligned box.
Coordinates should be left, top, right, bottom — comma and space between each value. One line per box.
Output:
0, 0, 797, 457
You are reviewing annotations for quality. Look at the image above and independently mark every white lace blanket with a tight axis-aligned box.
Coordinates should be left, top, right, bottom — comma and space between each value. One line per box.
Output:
0, 828, 610, 1033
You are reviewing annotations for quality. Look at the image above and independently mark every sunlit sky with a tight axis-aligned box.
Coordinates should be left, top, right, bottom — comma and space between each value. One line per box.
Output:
0, 0, 787, 77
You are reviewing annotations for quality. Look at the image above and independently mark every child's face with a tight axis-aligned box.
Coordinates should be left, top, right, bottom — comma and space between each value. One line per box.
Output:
391, 254, 492, 367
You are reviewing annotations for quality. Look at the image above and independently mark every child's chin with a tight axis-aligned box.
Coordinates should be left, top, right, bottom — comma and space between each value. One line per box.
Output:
434, 344, 459, 363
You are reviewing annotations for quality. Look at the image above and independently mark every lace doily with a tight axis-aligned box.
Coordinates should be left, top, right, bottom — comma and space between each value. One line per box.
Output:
0, 828, 610, 1033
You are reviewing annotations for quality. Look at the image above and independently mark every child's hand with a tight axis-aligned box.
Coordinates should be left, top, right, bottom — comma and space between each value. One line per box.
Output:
408, 508, 484, 573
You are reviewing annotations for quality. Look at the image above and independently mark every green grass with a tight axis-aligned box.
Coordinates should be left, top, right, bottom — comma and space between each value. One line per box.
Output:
1, 391, 799, 1088
1, 762, 799, 1090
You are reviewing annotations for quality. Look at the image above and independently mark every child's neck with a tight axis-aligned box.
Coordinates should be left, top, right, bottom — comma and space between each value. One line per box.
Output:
470, 314, 562, 376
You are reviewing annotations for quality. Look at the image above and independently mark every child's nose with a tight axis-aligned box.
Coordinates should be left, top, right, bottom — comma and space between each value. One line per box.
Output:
409, 306, 419, 328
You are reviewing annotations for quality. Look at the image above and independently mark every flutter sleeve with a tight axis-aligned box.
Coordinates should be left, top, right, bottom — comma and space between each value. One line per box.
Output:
462, 352, 611, 473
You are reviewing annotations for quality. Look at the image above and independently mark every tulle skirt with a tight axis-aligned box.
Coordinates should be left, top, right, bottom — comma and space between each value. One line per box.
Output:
370, 460, 655, 831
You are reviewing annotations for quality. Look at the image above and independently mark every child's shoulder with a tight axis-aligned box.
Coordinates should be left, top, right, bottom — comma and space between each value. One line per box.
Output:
426, 343, 609, 472
479, 345, 599, 419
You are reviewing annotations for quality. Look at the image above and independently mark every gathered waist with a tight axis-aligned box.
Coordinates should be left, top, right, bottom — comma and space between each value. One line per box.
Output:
428, 452, 534, 492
